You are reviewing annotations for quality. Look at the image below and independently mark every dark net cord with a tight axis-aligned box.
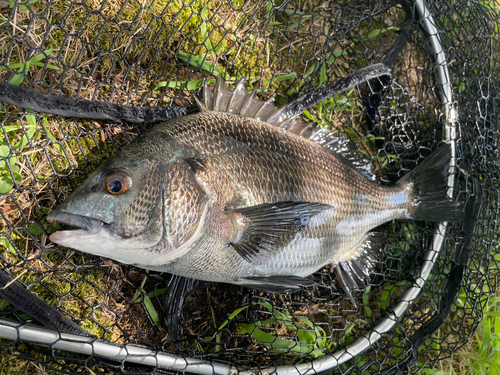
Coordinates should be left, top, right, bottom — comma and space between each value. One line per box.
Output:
0, 82, 199, 124
284, 63, 391, 120
0, 64, 391, 126
0, 269, 92, 337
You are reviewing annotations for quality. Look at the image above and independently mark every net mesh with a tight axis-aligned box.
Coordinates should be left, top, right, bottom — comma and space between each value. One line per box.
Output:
0, 0, 498, 373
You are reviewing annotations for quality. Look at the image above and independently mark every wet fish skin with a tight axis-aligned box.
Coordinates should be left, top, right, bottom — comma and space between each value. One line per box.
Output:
129, 112, 403, 280
47, 77, 463, 301
50, 113, 401, 278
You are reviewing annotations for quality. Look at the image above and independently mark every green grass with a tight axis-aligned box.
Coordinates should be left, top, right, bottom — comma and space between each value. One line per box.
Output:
197, 299, 333, 358
418, 287, 500, 375
0, 46, 62, 194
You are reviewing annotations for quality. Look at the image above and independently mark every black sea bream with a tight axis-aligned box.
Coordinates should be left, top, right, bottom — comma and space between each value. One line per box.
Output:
48, 76, 464, 303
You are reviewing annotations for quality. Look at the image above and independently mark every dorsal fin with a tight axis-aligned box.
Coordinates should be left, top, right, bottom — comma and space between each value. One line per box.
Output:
309, 129, 376, 180
196, 75, 376, 180
196, 75, 311, 134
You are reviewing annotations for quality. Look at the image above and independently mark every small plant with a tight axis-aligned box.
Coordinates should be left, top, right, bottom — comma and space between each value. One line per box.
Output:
155, 5, 234, 91
199, 299, 332, 357
130, 271, 165, 325
419, 294, 500, 375
26, 208, 61, 236
7, 0, 38, 12
0, 236, 16, 255
0, 144, 22, 194
0, 46, 62, 194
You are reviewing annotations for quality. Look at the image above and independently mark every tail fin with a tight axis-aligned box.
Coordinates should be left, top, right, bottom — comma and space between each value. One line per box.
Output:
400, 144, 464, 222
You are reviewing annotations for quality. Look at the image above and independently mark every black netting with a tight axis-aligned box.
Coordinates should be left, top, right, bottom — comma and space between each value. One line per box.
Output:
0, 0, 498, 374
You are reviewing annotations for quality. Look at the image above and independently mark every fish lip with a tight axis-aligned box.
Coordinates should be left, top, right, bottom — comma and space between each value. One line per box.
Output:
47, 211, 104, 234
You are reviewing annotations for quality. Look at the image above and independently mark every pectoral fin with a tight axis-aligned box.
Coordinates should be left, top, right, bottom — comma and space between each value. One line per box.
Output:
228, 201, 332, 261
236, 275, 316, 293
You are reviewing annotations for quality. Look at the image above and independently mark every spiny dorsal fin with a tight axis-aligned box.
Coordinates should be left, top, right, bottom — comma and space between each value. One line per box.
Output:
195, 75, 310, 133
195, 69, 390, 180
196, 63, 391, 127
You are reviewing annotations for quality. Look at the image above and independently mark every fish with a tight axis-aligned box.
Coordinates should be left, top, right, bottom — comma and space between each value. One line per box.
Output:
47, 75, 464, 306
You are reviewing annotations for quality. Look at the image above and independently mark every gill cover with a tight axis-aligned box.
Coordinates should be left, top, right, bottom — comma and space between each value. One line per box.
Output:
48, 160, 166, 264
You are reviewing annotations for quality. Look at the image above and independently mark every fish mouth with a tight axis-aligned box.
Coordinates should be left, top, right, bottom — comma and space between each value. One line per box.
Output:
47, 211, 104, 243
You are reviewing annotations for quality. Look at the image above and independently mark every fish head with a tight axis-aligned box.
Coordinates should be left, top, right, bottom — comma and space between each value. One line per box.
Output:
48, 134, 209, 266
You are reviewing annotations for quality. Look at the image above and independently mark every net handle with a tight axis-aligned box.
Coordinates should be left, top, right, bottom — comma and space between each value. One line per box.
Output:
0, 0, 456, 373
0, 319, 233, 374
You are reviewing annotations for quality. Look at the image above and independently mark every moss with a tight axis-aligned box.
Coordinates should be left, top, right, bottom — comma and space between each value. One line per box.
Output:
0, 351, 58, 375
0, 229, 26, 264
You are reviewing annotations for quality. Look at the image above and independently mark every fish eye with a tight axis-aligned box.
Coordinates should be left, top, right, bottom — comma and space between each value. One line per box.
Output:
103, 171, 132, 195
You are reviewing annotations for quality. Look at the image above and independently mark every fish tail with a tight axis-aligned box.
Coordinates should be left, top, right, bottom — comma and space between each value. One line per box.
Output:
333, 144, 464, 305
400, 143, 465, 222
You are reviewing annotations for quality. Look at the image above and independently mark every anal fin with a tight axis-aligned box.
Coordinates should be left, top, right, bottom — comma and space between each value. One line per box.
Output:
236, 275, 315, 293
331, 233, 384, 305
